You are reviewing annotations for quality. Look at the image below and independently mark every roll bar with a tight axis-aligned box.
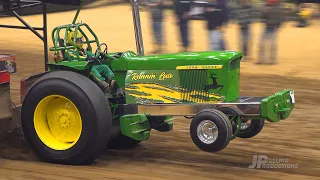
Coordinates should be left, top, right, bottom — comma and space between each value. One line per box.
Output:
0, 0, 145, 71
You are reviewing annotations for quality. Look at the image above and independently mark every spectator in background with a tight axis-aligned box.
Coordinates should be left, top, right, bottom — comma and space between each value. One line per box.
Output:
146, 0, 165, 54
203, 0, 225, 51
174, 0, 192, 52
296, 3, 312, 27
234, 0, 254, 61
257, 0, 284, 64
217, 0, 229, 50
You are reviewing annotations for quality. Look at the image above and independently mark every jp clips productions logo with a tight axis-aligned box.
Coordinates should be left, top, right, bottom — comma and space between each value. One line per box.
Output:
248, 155, 298, 169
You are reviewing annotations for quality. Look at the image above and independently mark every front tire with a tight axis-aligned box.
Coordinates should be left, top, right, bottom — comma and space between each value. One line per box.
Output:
236, 119, 265, 139
190, 109, 232, 152
217, 106, 265, 138
218, 106, 243, 134
21, 71, 112, 165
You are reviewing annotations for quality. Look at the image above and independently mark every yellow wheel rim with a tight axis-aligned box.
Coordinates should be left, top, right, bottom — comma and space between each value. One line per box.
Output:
34, 95, 82, 151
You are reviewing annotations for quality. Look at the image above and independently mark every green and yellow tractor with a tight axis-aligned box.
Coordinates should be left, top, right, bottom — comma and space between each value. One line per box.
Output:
0, 0, 295, 165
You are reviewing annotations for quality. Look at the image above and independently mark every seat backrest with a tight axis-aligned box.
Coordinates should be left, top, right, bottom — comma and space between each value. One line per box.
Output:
58, 38, 67, 60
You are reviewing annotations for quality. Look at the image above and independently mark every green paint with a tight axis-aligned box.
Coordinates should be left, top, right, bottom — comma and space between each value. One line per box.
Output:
123, 68, 231, 104
260, 89, 295, 122
226, 58, 241, 101
47, 21, 243, 103
153, 117, 174, 132
231, 116, 242, 140
119, 114, 150, 141
111, 51, 242, 71
109, 51, 243, 96
49, 22, 100, 62
48, 61, 92, 71
46, 22, 295, 125
126, 70, 179, 84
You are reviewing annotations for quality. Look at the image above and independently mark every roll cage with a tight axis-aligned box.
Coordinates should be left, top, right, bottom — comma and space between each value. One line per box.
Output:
50, 22, 100, 62
0, 0, 144, 70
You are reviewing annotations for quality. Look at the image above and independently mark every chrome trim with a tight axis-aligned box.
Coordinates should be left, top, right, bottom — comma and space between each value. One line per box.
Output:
240, 120, 252, 130
197, 120, 219, 144
120, 97, 264, 116
130, 0, 144, 56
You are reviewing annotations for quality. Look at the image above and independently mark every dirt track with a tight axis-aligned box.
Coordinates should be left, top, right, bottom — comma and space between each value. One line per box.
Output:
0, 3, 320, 180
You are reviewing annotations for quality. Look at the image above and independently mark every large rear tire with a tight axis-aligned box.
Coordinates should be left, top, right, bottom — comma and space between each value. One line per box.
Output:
21, 71, 112, 165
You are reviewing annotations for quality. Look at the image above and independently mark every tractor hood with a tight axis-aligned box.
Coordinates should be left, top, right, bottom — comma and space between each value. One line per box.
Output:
111, 51, 243, 71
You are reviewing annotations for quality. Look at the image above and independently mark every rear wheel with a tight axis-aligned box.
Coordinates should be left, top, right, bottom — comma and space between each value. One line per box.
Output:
21, 71, 112, 165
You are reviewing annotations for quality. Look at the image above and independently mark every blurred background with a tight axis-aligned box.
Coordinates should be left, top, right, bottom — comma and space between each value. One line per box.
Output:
0, 0, 319, 179
0, 0, 318, 98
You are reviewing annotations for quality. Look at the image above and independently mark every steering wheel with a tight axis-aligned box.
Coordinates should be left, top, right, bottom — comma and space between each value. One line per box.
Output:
94, 43, 108, 63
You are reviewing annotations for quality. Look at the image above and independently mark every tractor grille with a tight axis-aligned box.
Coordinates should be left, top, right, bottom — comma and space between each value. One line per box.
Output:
179, 69, 209, 103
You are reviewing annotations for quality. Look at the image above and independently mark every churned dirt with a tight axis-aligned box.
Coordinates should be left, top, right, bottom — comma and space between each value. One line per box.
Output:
0, 2, 320, 180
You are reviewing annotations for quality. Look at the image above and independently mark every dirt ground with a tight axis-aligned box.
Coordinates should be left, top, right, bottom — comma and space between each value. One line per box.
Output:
0, 3, 320, 180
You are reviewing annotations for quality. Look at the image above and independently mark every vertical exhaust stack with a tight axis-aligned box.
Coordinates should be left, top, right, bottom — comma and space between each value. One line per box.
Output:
130, 0, 144, 56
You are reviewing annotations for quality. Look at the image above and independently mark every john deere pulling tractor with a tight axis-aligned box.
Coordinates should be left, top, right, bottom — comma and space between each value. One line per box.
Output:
0, 0, 295, 165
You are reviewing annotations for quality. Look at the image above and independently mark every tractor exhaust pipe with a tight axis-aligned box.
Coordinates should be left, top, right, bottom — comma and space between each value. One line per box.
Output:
130, 0, 144, 56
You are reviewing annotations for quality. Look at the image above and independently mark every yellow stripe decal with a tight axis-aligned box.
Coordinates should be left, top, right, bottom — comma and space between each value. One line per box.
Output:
176, 65, 223, 70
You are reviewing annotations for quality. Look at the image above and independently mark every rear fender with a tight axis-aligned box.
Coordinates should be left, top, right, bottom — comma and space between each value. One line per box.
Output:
20, 72, 49, 104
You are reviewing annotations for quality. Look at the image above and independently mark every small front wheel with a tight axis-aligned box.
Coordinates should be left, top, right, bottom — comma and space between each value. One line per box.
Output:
237, 119, 265, 138
190, 109, 232, 152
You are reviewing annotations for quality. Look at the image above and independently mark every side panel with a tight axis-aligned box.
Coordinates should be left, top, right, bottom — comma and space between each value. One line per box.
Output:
124, 69, 226, 104
226, 57, 241, 102
125, 70, 181, 104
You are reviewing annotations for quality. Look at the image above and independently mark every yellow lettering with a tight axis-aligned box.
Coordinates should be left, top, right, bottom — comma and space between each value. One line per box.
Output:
159, 72, 173, 80
131, 73, 156, 80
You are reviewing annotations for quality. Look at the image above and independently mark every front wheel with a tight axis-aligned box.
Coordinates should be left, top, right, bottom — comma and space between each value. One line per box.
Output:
190, 109, 232, 152
236, 119, 265, 139
21, 71, 112, 165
